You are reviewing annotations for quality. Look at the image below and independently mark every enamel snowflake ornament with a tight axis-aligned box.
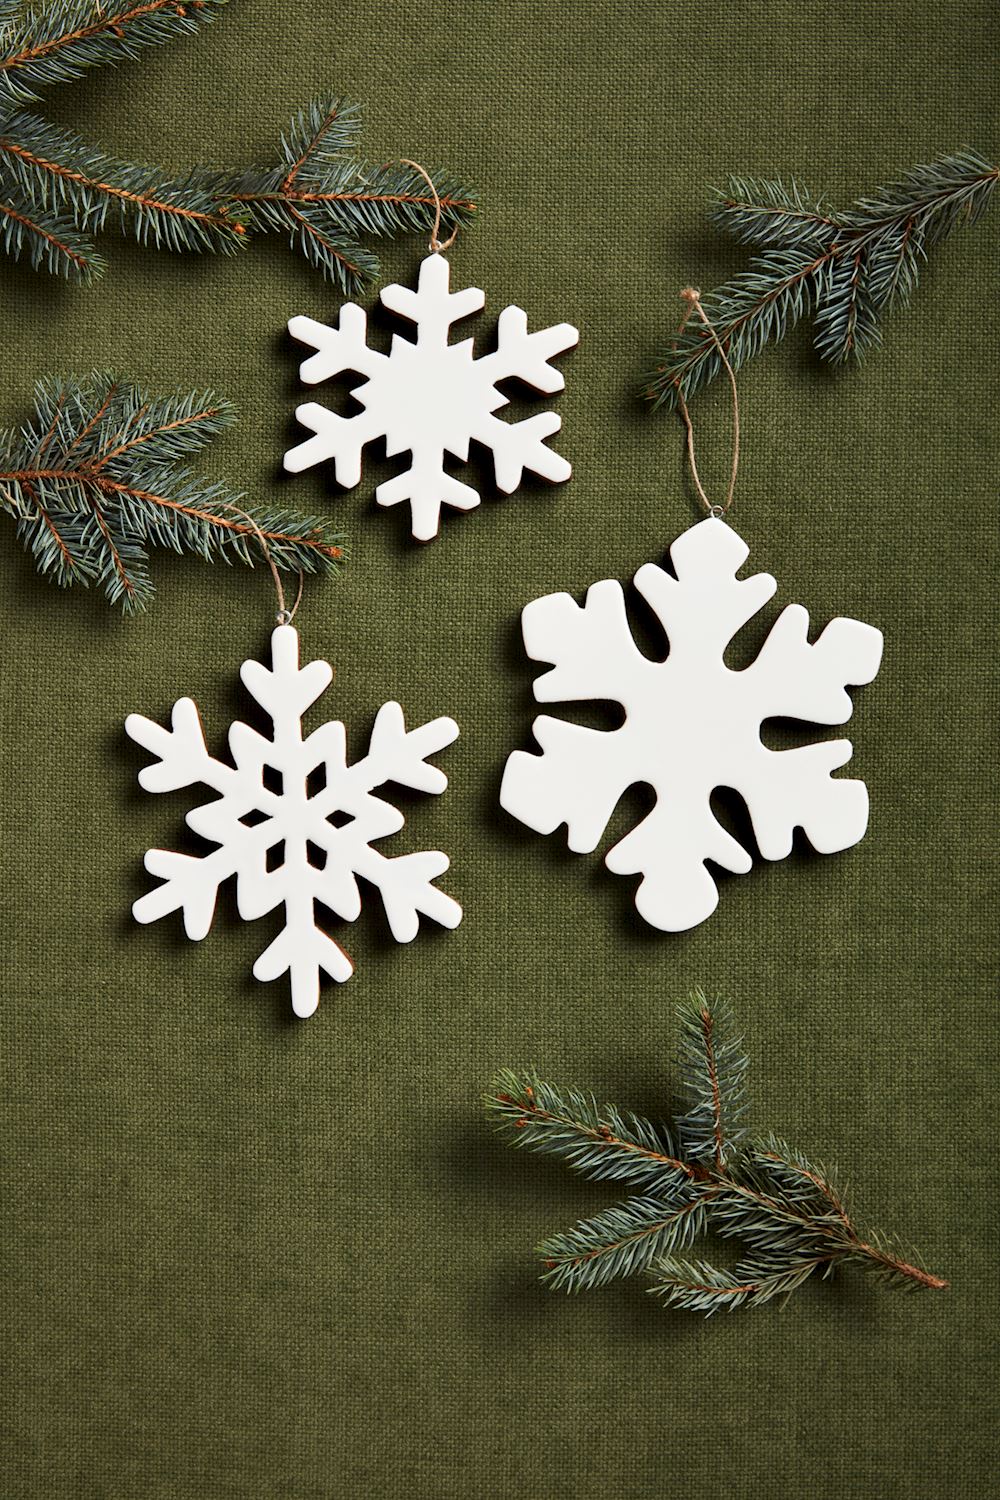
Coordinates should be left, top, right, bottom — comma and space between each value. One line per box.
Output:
500, 518, 883, 930
283, 253, 579, 540
126, 625, 461, 1018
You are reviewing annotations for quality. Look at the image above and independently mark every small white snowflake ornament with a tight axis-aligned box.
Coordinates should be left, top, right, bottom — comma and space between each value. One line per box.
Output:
283, 253, 579, 540
126, 625, 461, 1018
500, 517, 883, 930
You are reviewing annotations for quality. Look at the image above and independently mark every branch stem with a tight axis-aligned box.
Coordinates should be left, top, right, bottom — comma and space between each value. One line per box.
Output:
854, 1243, 949, 1291
0, 137, 237, 232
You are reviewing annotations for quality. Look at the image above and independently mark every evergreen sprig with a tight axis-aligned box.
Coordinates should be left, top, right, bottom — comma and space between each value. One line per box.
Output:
211, 98, 476, 289
0, 3, 476, 287
486, 993, 947, 1315
645, 149, 998, 408
0, 371, 345, 610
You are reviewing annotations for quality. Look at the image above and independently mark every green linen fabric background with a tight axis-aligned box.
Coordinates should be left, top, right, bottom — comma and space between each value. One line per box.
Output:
1, 2, 997, 1495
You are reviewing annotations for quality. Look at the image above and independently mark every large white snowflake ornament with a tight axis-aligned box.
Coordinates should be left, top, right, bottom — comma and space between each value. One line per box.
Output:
283, 253, 579, 540
500, 518, 883, 930
126, 625, 461, 1018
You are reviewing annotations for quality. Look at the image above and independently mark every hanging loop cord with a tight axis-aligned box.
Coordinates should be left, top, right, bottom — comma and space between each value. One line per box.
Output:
223, 505, 304, 625
674, 288, 741, 517
400, 159, 459, 253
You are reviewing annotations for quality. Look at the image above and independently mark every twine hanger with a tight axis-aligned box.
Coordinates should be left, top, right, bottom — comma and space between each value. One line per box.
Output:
223, 505, 304, 625
674, 288, 741, 519
400, 159, 460, 254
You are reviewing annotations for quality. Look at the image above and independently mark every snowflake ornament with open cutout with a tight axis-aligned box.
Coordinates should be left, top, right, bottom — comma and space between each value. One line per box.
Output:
500, 517, 883, 929
126, 625, 461, 1018
283, 253, 579, 540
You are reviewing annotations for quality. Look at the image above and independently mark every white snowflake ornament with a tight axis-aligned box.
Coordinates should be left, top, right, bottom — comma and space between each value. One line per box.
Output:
126, 625, 461, 1018
500, 517, 883, 930
283, 253, 579, 540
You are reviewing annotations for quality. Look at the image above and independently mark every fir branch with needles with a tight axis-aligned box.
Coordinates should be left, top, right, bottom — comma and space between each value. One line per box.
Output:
207, 98, 476, 289
0, 371, 345, 610
0, 3, 476, 288
486, 992, 948, 1315
644, 149, 999, 409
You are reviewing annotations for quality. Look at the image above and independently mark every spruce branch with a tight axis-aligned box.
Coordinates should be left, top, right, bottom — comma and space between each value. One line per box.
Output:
212, 98, 476, 291
0, 0, 227, 108
0, 371, 346, 611
645, 149, 999, 408
0, 6, 476, 285
486, 991, 948, 1315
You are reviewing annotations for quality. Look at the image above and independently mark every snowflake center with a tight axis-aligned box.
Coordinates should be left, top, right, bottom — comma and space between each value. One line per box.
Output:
627, 662, 753, 793
358, 337, 500, 456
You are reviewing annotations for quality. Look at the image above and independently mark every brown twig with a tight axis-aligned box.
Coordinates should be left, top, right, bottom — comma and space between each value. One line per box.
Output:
285, 202, 364, 280
650, 163, 1000, 405
698, 1004, 726, 1170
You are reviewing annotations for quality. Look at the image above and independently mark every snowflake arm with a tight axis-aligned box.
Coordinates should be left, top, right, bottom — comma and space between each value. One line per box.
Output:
287, 303, 387, 385
471, 303, 578, 491
348, 699, 458, 796
379, 254, 485, 338
351, 845, 461, 941
127, 626, 462, 1017
631, 520, 777, 664
742, 603, 883, 725
250, 872, 356, 1010
482, 304, 578, 393
126, 697, 248, 939
471, 409, 571, 494
502, 716, 635, 855
733, 603, 883, 861
500, 579, 661, 851
285, 303, 389, 485
341, 700, 461, 940
126, 695, 219, 794
285, 401, 387, 488
374, 460, 481, 541
604, 795, 754, 931
239, 621, 333, 719
520, 580, 657, 704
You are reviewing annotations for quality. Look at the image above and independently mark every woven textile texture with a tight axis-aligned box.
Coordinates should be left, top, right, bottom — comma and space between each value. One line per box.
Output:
1, 2, 997, 1496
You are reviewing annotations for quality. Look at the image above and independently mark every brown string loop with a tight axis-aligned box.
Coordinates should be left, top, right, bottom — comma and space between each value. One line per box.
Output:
222, 505, 304, 625
675, 288, 741, 516
400, 159, 459, 253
